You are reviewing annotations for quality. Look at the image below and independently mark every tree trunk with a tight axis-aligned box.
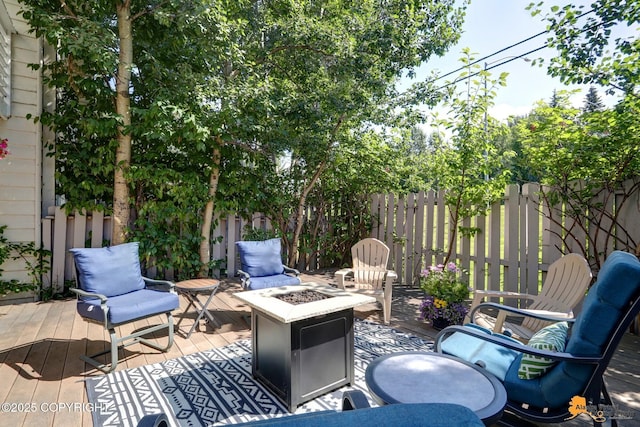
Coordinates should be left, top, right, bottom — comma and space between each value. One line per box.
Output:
289, 114, 346, 266
112, 1, 133, 245
289, 160, 326, 267
198, 143, 221, 277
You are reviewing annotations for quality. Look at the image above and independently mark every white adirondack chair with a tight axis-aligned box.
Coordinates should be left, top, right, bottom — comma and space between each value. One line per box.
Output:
469, 253, 592, 341
335, 238, 398, 324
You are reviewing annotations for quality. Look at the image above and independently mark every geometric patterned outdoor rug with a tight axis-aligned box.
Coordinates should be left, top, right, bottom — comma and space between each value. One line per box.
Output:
86, 320, 434, 427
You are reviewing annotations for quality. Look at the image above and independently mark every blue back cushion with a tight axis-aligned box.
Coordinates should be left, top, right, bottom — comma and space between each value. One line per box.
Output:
236, 238, 286, 277
70, 242, 145, 297
566, 250, 640, 356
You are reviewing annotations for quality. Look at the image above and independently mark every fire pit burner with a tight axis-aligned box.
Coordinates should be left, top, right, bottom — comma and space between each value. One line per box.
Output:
273, 290, 332, 305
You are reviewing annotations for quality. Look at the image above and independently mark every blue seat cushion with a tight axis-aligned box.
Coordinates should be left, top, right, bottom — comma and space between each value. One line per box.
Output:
70, 242, 145, 297
439, 324, 520, 381
248, 274, 301, 290
78, 289, 179, 325
502, 355, 588, 410
236, 238, 286, 278
235, 403, 484, 426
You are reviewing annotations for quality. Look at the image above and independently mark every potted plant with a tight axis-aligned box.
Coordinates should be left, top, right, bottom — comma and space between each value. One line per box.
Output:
418, 262, 470, 330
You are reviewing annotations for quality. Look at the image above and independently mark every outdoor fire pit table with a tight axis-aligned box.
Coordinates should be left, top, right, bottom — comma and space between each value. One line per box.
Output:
234, 282, 376, 412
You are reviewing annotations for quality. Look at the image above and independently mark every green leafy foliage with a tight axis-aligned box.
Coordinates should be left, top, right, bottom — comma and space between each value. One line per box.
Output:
0, 225, 52, 298
18, 0, 468, 275
419, 262, 470, 303
514, 94, 640, 264
425, 50, 514, 261
528, 1, 640, 96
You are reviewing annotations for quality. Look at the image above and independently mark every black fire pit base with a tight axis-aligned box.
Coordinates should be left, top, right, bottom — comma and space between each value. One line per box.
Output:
251, 308, 355, 412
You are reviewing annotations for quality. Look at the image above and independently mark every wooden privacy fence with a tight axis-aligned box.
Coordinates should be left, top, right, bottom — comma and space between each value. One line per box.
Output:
42, 207, 270, 290
372, 184, 559, 294
43, 182, 639, 298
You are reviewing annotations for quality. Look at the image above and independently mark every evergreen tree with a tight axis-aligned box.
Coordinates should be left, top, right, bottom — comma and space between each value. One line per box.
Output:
583, 86, 604, 112
549, 89, 561, 107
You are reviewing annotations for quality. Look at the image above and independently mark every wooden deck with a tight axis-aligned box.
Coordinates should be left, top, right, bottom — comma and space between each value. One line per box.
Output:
1, 272, 638, 427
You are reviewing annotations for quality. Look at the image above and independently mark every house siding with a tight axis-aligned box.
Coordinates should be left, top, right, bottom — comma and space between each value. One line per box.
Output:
0, 0, 45, 304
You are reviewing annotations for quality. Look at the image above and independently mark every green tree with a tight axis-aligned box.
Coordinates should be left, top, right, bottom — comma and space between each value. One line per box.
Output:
525, 1, 640, 266
583, 86, 605, 112
528, 1, 640, 96
20, 0, 467, 275
516, 99, 640, 266
549, 89, 561, 108
224, 0, 467, 266
429, 50, 513, 262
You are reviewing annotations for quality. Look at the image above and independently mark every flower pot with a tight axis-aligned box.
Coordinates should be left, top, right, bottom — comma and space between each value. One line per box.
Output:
431, 317, 451, 331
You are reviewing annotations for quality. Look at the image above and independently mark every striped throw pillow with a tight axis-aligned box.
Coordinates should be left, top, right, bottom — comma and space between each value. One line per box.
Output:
518, 322, 569, 380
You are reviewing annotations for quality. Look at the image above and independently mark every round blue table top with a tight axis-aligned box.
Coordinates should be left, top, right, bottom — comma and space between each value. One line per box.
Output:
365, 351, 507, 424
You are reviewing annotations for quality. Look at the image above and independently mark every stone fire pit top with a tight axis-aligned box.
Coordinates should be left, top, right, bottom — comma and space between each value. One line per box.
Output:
233, 282, 376, 323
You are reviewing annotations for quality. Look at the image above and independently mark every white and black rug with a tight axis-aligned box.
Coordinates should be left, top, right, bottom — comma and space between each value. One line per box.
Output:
85, 320, 433, 427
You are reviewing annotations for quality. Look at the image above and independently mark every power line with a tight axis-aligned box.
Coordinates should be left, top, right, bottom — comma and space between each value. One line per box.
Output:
426, 7, 598, 88
433, 45, 545, 93
434, 28, 548, 83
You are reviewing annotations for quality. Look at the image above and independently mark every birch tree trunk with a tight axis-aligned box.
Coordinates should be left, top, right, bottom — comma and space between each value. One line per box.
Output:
198, 143, 221, 277
112, 1, 133, 245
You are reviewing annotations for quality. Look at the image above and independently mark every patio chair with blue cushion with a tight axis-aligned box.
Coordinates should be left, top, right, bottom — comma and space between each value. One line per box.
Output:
236, 238, 301, 290
435, 250, 640, 426
137, 390, 485, 427
70, 242, 180, 373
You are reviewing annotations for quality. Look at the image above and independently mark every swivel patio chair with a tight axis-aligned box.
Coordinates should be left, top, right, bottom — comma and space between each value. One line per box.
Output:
236, 238, 301, 290
137, 390, 484, 427
70, 242, 179, 373
335, 238, 398, 324
468, 253, 591, 341
435, 250, 640, 426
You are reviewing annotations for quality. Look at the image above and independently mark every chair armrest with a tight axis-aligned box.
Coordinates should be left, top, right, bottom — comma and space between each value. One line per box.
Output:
335, 268, 354, 289
143, 277, 176, 292
342, 390, 371, 411
69, 287, 108, 302
237, 269, 250, 289
473, 289, 537, 302
70, 287, 110, 329
435, 324, 601, 364
469, 290, 537, 314
386, 270, 398, 282
284, 265, 300, 276
471, 302, 576, 324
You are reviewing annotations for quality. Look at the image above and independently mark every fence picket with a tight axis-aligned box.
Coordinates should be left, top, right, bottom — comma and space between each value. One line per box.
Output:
42, 183, 638, 299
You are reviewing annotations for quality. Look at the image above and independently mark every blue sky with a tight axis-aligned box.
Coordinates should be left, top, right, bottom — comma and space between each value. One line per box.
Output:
400, 0, 635, 120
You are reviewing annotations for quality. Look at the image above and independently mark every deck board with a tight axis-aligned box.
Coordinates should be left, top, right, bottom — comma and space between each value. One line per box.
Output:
0, 273, 638, 427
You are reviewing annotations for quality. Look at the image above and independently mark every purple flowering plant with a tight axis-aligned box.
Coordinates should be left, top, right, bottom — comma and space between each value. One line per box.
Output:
419, 262, 470, 325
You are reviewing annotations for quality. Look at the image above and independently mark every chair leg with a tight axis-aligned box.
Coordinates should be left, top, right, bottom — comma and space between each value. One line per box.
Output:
137, 313, 175, 352
383, 283, 393, 325
81, 313, 175, 374
596, 381, 618, 427
81, 329, 121, 374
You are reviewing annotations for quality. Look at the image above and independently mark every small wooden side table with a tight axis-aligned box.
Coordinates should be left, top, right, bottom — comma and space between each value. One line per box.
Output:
175, 279, 221, 338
